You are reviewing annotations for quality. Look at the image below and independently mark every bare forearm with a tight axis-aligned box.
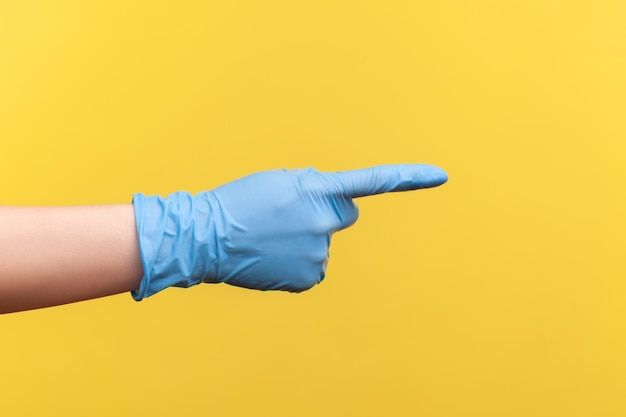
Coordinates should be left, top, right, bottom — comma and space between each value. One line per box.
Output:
0, 205, 143, 314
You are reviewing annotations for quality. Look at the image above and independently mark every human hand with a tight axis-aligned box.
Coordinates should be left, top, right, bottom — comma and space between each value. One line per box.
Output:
131, 165, 447, 300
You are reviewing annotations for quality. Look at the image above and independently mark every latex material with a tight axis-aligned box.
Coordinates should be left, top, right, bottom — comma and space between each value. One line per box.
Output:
131, 165, 448, 300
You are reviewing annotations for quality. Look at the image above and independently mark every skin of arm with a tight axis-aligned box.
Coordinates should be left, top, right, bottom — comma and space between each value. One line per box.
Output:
0, 205, 143, 314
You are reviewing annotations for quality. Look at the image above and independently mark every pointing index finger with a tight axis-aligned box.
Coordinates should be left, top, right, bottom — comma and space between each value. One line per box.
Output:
331, 164, 448, 198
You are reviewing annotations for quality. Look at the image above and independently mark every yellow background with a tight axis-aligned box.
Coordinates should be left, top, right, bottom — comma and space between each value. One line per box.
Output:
1, 1, 624, 416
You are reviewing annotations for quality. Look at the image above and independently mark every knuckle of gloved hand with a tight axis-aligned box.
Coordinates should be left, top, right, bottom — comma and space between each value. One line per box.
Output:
297, 170, 343, 196
322, 173, 350, 197
342, 201, 359, 227
292, 272, 320, 292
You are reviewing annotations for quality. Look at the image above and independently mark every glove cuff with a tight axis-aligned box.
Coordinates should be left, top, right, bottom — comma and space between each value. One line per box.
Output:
131, 191, 215, 301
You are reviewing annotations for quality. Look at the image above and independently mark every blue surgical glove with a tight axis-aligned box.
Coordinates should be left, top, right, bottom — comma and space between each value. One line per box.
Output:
131, 164, 447, 300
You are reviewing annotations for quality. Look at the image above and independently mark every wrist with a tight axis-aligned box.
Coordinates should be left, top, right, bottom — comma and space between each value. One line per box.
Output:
132, 192, 216, 300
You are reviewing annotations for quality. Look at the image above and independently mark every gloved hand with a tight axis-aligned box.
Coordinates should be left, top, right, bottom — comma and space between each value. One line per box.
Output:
131, 164, 447, 300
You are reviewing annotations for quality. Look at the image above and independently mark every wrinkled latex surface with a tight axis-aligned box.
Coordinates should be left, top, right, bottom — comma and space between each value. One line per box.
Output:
132, 165, 447, 300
